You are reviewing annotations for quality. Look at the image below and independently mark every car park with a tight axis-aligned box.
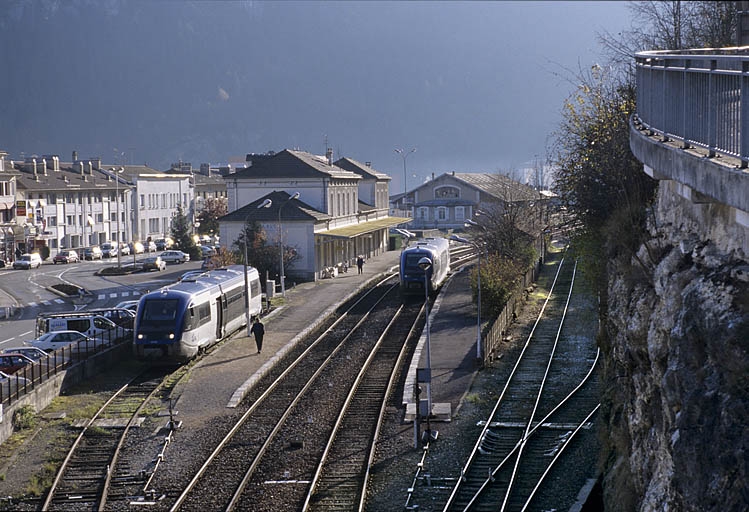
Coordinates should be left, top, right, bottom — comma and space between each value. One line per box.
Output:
13, 253, 42, 269
83, 246, 103, 260
200, 245, 215, 258
142, 255, 166, 271
53, 250, 79, 264
100, 242, 118, 258
1, 346, 50, 361
0, 353, 35, 374
29, 330, 91, 352
160, 250, 189, 264
36, 314, 127, 341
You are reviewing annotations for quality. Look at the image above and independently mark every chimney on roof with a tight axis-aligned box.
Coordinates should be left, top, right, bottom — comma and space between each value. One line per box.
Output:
72, 150, 78, 162
365, 161, 371, 167
326, 147, 333, 165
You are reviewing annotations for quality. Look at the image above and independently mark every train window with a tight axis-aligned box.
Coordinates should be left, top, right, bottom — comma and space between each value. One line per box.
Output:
141, 299, 179, 326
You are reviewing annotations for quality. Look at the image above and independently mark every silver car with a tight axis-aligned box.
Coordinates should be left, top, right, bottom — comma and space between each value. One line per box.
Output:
160, 250, 190, 264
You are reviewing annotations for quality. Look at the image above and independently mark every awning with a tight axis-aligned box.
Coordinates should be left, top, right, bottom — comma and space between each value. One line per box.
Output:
317, 216, 411, 240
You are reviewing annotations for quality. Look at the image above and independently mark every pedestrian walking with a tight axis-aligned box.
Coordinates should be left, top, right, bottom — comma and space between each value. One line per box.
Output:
250, 318, 265, 353
356, 255, 364, 274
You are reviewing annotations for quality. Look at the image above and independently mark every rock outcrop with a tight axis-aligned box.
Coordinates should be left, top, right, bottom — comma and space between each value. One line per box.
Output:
601, 224, 748, 511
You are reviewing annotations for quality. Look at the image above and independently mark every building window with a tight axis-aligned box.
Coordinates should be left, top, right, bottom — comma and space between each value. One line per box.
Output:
96, 213, 104, 223
455, 206, 465, 221
437, 207, 447, 221
417, 207, 429, 220
67, 215, 75, 225
140, 194, 145, 208
435, 186, 460, 199
48, 216, 57, 227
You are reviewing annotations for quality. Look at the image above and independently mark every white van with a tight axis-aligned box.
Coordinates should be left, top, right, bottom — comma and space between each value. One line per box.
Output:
37, 314, 128, 341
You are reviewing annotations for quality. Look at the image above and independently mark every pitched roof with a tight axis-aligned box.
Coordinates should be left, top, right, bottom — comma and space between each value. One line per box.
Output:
229, 149, 361, 181
446, 173, 540, 202
334, 157, 390, 180
219, 190, 330, 224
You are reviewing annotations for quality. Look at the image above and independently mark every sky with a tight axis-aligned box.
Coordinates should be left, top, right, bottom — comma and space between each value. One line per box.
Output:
0, 0, 632, 193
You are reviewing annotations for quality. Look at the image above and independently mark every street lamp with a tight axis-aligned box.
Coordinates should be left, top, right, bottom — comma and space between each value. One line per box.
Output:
417, 256, 433, 430
279, 192, 300, 297
451, 230, 483, 361
109, 167, 125, 268
246, 198, 272, 336
394, 147, 416, 195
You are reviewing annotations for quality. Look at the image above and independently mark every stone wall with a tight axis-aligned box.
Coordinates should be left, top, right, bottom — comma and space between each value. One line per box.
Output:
601, 210, 748, 511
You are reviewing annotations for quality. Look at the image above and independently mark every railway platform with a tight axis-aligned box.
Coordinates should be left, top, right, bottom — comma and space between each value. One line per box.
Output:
172, 246, 482, 430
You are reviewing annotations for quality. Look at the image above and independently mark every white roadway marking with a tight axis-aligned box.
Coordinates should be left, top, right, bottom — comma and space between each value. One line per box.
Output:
0, 330, 33, 344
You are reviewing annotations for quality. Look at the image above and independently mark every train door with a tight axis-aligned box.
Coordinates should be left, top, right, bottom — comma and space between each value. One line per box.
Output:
215, 296, 224, 339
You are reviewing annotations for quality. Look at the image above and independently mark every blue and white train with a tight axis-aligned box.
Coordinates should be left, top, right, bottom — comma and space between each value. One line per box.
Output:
399, 237, 451, 295
134, 265, 262, 361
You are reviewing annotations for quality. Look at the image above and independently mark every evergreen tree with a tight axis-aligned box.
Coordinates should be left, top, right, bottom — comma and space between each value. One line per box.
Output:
170, 204, 201, 261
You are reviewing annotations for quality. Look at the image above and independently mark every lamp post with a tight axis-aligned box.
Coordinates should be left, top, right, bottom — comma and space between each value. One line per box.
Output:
394, 147, 416, 195
109, 167, 124, 268
451, 230, 483, 361
246, 198, 272, 336
417, 256, 433, 422
279, 192, 300, 297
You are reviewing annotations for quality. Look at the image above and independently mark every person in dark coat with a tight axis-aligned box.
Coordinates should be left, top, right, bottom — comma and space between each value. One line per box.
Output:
356, 255, 364, 274
250, 318, 265, 353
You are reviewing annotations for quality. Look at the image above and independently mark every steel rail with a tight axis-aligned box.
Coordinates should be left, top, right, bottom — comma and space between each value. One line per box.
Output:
443, 255, 570, 510
168, 276, 397, 511
225, 282, 400, 510
520, 403, 601, 512
301, 304, 407, 510
42, 378, 135, 511
500, 260, 578, 511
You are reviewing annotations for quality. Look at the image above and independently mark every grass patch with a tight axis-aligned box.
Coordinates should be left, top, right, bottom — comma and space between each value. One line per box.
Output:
465, 393, 484, 405
25, 461, 57, 497
12, 405, 37, 430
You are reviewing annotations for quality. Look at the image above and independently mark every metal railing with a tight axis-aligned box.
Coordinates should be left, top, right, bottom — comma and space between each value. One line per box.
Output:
635, 47, 749, 167
0, 329, 130, 406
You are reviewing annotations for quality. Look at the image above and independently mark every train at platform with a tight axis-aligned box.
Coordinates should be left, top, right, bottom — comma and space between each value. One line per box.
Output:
399, 237, 451, 295
133, 265, 262, 361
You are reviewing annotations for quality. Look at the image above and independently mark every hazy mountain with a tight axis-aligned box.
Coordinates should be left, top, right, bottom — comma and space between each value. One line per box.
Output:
0, 0, 629, 189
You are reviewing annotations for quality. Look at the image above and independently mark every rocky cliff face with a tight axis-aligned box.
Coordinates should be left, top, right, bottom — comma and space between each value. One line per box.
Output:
601, 226, 748, 511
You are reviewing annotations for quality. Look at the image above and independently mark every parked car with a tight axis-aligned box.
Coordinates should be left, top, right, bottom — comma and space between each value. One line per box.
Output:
119, 243, 131, 256
129, 241, 145, 254
53, 250, 79, 264
83, 246, 103, 260
200, 245, 215, 258
155, 238, 174, 251
13, 253, 42, 269
160, 250, 190, 264
115, 300, 139, 312
0, 259, 5, 268
0, 353, 35, 374
142, 255, 166, 271
29, 330, 91, 352
146, 240, 157, 252
100, 242, 118, 258
1, 346, 50, 362
0, 370, 30, 390
91, 308, 136, 330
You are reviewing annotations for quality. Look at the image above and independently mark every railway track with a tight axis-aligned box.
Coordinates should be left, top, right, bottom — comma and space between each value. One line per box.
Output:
440, 255, 601, 511
165, 275, 423, 511
41, 367, 174, 511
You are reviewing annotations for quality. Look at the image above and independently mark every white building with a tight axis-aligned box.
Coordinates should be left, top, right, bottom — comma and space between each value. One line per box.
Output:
221, 149, 407, 281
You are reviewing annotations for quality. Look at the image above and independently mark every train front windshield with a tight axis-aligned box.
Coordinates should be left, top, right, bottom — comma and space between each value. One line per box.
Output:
403, 253, 430, 275
139, 299, 180, 328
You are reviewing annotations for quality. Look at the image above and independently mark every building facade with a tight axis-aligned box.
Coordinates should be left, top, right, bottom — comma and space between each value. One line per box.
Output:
221, 149, 406, 281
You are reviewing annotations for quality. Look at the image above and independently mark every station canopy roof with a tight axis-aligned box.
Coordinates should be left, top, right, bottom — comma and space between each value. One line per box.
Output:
317, 217, 411, 239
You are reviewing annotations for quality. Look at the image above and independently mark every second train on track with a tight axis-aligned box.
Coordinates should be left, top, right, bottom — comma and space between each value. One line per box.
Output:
399, 237, 451, 295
